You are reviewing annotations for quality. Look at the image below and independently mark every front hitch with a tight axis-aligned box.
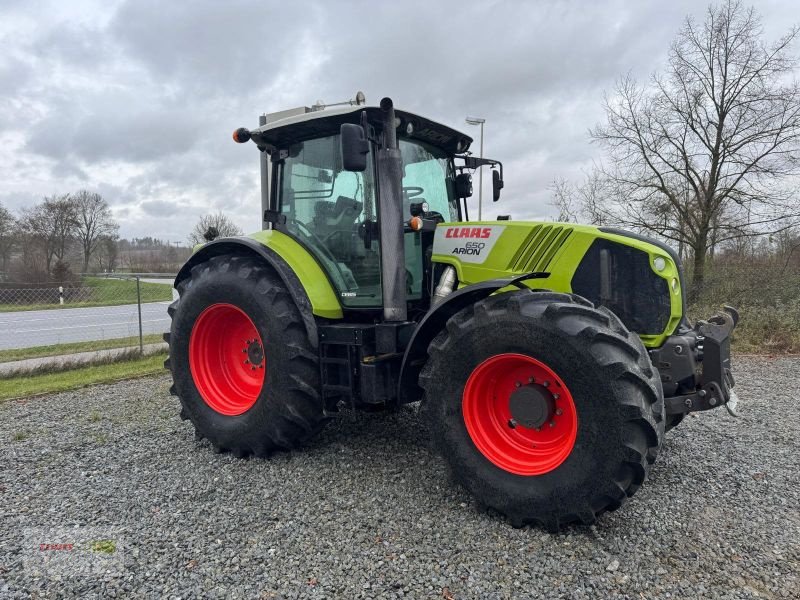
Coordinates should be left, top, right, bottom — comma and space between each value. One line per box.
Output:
651, 306, 740, 418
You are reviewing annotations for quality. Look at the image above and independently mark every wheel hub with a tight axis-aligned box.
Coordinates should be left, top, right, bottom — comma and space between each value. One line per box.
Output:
245, 339, 264, 367
509, 384, 554, 429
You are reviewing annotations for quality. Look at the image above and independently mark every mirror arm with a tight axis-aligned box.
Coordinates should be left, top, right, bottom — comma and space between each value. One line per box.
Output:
455, 155, 502, 171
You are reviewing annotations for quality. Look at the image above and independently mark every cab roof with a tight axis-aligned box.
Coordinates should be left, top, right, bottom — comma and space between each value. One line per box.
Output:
249, 104, 473, 156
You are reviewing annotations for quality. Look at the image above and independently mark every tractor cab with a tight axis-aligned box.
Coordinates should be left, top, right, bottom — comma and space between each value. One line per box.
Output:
236, 100, 502, 314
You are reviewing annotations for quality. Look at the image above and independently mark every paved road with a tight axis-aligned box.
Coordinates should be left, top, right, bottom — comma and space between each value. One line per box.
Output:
0, 301, 173, 350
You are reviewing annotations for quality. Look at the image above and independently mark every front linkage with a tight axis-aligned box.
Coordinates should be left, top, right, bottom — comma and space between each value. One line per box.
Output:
650, 306, 740, 419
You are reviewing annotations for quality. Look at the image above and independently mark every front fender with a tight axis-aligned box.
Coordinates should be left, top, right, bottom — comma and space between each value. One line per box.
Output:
397, 272, 549, 404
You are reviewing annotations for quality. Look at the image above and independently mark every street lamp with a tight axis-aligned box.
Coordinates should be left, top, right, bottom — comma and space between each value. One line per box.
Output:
465, 116, 486, 220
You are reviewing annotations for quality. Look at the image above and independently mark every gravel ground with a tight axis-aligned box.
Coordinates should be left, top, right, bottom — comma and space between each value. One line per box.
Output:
1, 356, 798, 599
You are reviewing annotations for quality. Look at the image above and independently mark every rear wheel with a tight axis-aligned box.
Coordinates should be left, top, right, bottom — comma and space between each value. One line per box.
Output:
420, 290, 664, 531
165, 254, 325, 456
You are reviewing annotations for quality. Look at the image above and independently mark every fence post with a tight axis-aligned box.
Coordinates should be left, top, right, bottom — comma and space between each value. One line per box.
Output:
136, 276, 144, 355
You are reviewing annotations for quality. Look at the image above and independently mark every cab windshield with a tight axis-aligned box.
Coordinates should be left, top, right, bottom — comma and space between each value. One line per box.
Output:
277, 133, 457, 308
279, 134, 380, 307
399, 138, 459, 222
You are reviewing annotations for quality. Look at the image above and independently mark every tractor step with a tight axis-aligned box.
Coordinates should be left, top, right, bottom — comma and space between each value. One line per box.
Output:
317, 323, 410, 411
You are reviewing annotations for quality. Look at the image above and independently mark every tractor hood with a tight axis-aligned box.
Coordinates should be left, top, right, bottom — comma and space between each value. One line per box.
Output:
431, 221, 686, 347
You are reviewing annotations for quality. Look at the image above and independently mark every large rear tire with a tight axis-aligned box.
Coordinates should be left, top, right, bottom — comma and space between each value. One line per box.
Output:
165, 254, 325, 457
420, 290, 664, 531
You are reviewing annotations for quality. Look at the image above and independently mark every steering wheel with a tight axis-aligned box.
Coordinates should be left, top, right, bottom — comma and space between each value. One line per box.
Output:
403, 186, 425, 199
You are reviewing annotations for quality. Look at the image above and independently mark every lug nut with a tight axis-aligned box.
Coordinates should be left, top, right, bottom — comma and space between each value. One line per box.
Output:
555, 408, 563, 416
709, 397, 717, 406
515, 381, 521, 388
542, 381, 550, 388
508, 419, 517, 429
553, 393, 560, 400
535, 426, 541, 432
528, 377, 535, 383
244, 359, 249, 364
549, 421, 556, 428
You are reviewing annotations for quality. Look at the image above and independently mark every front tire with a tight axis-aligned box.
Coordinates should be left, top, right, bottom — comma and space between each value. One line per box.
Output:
420, 290, 664, 531
165, 254, 325, 457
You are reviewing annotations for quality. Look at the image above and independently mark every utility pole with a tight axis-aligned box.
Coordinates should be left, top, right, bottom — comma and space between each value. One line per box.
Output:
465, 116, 486, 220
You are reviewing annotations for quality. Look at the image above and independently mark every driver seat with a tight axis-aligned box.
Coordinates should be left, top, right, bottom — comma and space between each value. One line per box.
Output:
313, 196, 363, 235
312, 196, 363, 258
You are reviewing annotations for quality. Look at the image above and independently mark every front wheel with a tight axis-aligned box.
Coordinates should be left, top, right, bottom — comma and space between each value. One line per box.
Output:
420, 291, 664, 531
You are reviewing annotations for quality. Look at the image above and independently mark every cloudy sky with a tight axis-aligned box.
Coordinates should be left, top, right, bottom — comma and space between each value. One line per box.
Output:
1, 0, 797, 242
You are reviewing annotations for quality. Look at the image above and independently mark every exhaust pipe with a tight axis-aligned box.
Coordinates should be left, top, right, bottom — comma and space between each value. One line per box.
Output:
377, 97, 407, 321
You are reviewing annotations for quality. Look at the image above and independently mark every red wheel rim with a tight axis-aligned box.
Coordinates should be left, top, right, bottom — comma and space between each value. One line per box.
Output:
189, 303, 265, 416
462, 353, 578, 476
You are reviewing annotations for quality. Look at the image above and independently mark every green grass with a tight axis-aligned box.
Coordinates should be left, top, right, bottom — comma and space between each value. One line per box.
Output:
0, 277, 173, 312
0, 351, 168, 402
0, 333, 164, 363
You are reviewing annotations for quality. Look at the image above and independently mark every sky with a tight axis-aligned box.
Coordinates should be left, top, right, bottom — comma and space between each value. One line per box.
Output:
1, 0, 797, 242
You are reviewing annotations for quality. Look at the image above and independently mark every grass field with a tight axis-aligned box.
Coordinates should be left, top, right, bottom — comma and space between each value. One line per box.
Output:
0, 333, 165, 363
0, 277, 173, 312
0, 351, 167, 402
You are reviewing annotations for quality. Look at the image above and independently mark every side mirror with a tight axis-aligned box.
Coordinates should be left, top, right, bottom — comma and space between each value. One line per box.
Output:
455, 173, 473, 198
492, 169, 504, 202
340, 123, 369, 172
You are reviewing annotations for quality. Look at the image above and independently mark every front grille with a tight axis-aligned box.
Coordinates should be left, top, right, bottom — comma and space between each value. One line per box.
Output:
571, 239, 671, 335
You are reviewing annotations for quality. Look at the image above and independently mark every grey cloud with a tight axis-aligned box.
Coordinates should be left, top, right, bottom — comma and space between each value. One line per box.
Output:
108, 0, 318, 98
0, 0, 797, 240
26, 103, 199, 163
32, 22, 114, 70
140, 199, 181, 217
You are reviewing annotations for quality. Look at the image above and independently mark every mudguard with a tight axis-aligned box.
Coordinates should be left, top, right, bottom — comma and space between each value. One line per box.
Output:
174, 236, 342, 344
397, 272, 549, 404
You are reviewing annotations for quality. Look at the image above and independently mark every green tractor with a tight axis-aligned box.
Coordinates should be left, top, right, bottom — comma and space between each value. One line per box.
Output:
165, 94, 739, 530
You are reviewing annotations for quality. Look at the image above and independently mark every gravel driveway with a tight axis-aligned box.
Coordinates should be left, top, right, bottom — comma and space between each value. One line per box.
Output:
2, 356, 798, 599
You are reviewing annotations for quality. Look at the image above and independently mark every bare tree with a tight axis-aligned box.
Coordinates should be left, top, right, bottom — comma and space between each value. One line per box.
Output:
188, 211, 243, 246
590, 1, 800, 300
549, 178, 579, 223
548, 170, 610, 226
73, 190, 119, 273
21, 194, 79, 276
95, 235, 120, 273
0, 202, 16, 274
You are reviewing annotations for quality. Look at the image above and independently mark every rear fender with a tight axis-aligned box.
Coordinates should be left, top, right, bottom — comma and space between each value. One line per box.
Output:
397, 272, 549, 404
175, 236, 341, 345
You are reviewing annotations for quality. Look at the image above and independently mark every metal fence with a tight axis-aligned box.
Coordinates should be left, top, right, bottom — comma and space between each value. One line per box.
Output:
0, 276, 176, 356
